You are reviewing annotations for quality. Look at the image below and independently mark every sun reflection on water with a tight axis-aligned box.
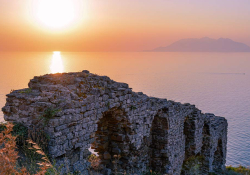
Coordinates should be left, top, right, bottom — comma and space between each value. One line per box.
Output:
50, 51, 64, 73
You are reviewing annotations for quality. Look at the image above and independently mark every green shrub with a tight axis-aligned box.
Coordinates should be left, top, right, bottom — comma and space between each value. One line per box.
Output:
12, 122, 28, 146
181, 155, 204, 175
208, 165, 250, 175
19, 88, 32, 94
40, 107, 61, 125
226, 165, 250, 175
130, 105, 137, 110
1, 122, 50, 174
143, 170, 161, 175
0, 123, 7, 132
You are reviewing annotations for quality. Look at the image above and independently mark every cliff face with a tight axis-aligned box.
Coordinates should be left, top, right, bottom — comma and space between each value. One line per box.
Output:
2, 70, 227, 175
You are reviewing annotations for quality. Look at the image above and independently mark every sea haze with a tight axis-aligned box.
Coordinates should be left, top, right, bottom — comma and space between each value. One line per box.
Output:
150, 37, 250, 52
0, 52, 250, 167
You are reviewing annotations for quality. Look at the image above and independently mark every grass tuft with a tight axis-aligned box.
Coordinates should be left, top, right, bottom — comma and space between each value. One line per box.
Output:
40, 107, 61, 125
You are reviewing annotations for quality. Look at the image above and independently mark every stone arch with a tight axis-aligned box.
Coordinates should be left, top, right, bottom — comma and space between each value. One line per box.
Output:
212, 138, 223, 172
92, 107, 132, 172
149, 113, 169, 173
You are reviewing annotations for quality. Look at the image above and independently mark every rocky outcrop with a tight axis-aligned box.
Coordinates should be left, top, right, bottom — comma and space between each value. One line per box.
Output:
2, 70, 227, 175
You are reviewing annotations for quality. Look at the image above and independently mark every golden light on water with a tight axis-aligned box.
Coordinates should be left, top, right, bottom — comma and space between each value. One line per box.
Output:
50, 52, 64, 73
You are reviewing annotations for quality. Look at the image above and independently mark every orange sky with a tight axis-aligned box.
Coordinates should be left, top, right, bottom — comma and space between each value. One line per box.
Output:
0, 0, 250, 52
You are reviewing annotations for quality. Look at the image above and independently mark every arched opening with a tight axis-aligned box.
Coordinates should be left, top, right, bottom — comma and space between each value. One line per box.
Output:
91, 108, 131, 172
212, 139, 223, 172
200, 123, 211, 174
183, 116, 193, 159
201, 123, 210, 153
181, 116, 204, 175
149, 114, 169, 173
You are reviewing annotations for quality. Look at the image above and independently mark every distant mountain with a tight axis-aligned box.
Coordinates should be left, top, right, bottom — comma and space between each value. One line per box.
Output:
149, 37, 250, 52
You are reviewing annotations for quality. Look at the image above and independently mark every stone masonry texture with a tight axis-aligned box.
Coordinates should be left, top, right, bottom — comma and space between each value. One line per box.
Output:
2, 70, 228, 175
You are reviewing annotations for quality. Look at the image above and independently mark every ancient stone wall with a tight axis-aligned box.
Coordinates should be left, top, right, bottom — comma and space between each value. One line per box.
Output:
2, 70, 228, 175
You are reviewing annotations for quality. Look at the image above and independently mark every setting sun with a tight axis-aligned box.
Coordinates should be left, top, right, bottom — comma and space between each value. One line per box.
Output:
35, 0, 76, 29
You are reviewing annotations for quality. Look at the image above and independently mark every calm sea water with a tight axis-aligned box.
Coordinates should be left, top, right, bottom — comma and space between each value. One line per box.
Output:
0, 52, 250, 167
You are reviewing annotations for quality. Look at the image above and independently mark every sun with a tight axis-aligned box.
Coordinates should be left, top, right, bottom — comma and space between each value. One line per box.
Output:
35, 0, 76, 29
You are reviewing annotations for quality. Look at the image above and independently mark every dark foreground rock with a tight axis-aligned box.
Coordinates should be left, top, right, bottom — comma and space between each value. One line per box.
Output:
2, 70, 227, 175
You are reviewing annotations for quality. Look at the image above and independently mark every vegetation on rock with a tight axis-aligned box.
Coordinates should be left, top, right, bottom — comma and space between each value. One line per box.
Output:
0, 123, 50, 174
40, 107, 61, 125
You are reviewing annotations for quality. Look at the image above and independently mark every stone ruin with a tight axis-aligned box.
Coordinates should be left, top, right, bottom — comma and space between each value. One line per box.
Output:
2, 70, 228, 175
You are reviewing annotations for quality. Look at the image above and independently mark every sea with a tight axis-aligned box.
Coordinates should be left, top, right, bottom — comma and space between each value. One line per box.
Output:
0, 52, 250, 167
